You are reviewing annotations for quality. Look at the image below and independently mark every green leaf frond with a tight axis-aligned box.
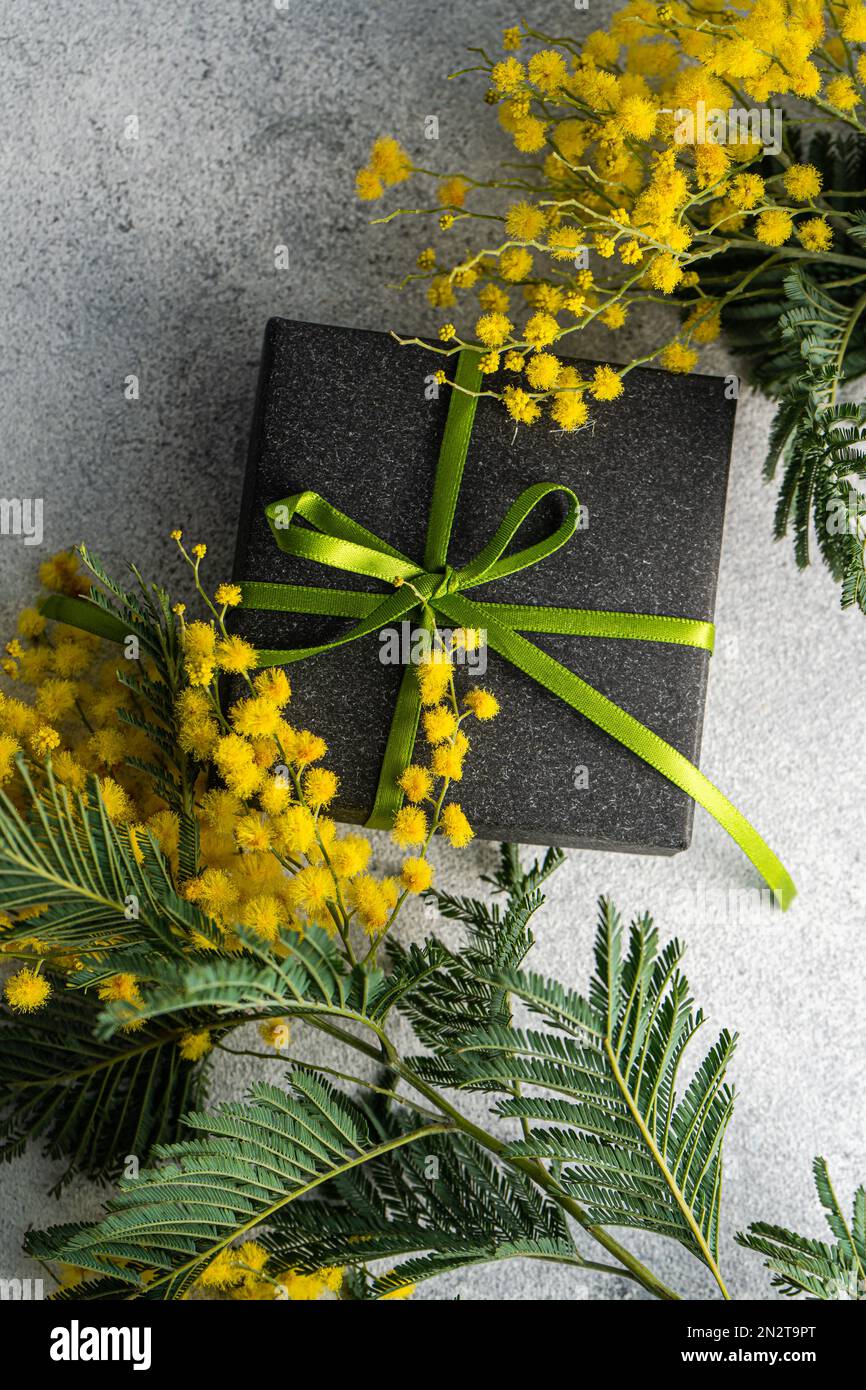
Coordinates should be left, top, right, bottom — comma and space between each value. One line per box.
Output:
41, 546, 199, 815
391, 842, 562, 1068
25, 1069, 450, 1300
0, 990, 210, 1191
730, 261, 866, 612
404, 897, 735, 1290
691, 129, 866, 617
485, 842, 567, 900
92, 925, 401, 1041
259, 1095, 576, 1297
737, 1158, 866, 1299
391, 897, 539, 1064
0, 761, 215, 957
17, 843, 740, 1302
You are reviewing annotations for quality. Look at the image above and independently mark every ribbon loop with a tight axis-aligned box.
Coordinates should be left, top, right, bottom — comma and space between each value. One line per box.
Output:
261, 484, 577, 601
265, 491, 420, 585
455, 481, 581, 590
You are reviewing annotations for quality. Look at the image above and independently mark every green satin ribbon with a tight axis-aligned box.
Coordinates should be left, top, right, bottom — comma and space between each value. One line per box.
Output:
239, 348, 795, 910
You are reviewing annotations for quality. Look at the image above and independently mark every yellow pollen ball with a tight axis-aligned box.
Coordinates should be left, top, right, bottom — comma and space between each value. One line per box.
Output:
4, 967, 51, 1013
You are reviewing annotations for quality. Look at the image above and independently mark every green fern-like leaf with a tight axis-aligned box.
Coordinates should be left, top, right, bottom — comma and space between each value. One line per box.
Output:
433, 899, 735, 1286
761, 338, 866, 600
0, 990, 209, 1191
694, 172, 866, 617
0, 761, 217, 956
392, 896, 538, 1062
393, 843, 559, 1069
41, 547, 211, 811
485, 842, 566, 899
26, 1070, 447, 1299
737, 1158, 866, 1299
92, 925, 396, 1040
260, 1097, 576, 1296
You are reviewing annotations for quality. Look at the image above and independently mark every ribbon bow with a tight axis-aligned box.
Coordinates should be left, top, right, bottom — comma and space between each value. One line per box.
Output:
240, 349, 795, 909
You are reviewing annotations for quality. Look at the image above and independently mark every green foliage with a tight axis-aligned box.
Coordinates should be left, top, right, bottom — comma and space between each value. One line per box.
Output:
9, 839, 847, 1303
396, 843, 548, 1061
0, 601, 226, 1194
485, 841, 566, 899
404, 897, 735, 1281
0, 760, 214, 956
91, 922, 434, 1040
715, 130, 866, 391
261, 1094, 576, 1297
693, 129, 866, 615
25, 1070, 447, 1300
764, 302, 866, 613
0, 989, 209, 1191
724, 267, 866, 613
737, 1158, 866, 1299
742, 279, 866, 613
42, 546, 197, 816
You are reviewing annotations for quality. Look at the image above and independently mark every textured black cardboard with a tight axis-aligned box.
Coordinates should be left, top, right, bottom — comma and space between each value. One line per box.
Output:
231, 318, 735, 854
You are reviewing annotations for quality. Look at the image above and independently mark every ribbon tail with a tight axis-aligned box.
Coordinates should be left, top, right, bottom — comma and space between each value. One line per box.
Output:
264, 490, 418, 581
364, 662, 423, 830
423, 350, 483, 571
439, 594, 796, 910
477, 602, 715, 651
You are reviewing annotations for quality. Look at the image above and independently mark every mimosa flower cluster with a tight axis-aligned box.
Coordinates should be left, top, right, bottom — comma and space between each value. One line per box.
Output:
356, 1, 866, 427
0, 540, 500, 1300
1, 541, 499, 998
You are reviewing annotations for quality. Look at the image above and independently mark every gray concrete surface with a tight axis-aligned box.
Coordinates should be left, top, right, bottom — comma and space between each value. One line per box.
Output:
0, 0, 864, 1302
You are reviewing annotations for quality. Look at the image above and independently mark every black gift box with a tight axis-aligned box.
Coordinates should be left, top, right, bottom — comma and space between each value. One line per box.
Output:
232, 317, 735, 855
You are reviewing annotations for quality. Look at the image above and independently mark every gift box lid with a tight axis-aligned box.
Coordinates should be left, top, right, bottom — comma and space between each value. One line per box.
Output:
232, 316, 735, 854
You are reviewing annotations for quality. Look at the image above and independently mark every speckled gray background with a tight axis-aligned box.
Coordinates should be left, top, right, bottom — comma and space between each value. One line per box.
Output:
1, 0, 864, 1302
